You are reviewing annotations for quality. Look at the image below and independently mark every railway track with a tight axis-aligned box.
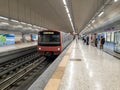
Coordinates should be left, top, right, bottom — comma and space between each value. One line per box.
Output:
0, 54, 54, 90
0, 46, 55, 90
0, 56, 48, 90
0, 52, 40, 79
6, 58, 51, 90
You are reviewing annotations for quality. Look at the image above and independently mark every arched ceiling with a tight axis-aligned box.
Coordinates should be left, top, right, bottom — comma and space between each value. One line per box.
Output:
0, 0, 108, 33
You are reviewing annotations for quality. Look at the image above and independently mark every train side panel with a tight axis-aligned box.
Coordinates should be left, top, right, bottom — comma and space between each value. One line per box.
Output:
61, 32, 73, 50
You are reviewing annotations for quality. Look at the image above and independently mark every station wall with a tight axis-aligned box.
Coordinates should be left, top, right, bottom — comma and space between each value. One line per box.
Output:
0, 30, 38, 46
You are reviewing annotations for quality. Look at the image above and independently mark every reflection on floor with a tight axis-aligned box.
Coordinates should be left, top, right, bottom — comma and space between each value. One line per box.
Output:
59, 40, 120, 90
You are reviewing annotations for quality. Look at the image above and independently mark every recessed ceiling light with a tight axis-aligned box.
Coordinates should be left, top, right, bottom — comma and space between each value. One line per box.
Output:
0, 16, 9, 20
92, 20, 95, 23
114, 0, 118, 2
11, 19, 19, 23
66, 7, 69, 13
98, 11, 104, 17
20, 22, 26, 25
63, 0, 67, 6
27, 24, 32, 26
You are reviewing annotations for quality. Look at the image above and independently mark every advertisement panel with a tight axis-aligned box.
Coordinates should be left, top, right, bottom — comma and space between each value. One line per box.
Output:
0, 34, 15, 46
31, 34, 38, 41
15, 34, 22, 43
5, 34, 15, 45
25, 34, 31, 42
0, 34, 6, 46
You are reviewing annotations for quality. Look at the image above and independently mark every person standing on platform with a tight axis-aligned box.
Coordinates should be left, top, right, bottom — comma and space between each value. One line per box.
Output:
82, 36, 85, 44
86, 36, 89, 45
100, 36, 105, 49
95, 38, 98, 47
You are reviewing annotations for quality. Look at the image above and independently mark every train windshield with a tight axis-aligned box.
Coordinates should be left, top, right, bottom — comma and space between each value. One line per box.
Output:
38, 31, 60, 46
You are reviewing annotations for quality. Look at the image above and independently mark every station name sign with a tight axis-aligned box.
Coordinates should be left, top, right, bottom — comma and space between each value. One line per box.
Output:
43, 32, 54, 34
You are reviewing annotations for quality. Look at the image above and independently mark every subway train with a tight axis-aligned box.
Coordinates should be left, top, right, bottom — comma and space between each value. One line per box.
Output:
37, 30, 73, 56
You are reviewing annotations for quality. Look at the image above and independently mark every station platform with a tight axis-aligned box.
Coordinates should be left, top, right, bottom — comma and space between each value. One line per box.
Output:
44, 40, 120, 90
0, 42, 37, 53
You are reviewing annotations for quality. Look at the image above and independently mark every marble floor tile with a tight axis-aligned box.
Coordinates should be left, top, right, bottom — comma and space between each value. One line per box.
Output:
59, 40, 120, 90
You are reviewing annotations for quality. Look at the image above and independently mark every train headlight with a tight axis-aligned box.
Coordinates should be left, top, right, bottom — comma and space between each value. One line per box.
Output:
39, 48, 41, 50
57, 48, 60, 51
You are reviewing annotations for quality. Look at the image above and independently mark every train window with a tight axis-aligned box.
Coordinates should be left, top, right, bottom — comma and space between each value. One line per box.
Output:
106, 32, 111, 42
111, 32, 114, 42
38, 32, 60, 46
114, 31, 120, 53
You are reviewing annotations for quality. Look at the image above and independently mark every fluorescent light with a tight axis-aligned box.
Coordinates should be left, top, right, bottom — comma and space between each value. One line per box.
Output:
33, 25, 37, 28
11, 19, 19, 23
33, 25, 40, 28
98, 11, 104, 17
68, 13, 71, 18
65, 7, 69, 13
114, 0, 118, 2
0, 22, 9, 26
69, 17, 71, 20
27, 24, 32, 26
0, 16, 9, 20
63, 0, 75, 32
92, 20, 95, 23
20, 22, 26, 25
63, 0, 67, 5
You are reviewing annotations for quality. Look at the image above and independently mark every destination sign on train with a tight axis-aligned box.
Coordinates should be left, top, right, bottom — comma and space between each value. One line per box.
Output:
43, 32, 54, 34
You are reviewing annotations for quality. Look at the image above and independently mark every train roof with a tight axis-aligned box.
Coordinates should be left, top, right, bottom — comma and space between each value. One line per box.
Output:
38, 30, 63, 33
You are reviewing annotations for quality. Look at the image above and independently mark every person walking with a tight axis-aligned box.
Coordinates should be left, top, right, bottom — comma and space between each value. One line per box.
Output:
100, 36, 105, 49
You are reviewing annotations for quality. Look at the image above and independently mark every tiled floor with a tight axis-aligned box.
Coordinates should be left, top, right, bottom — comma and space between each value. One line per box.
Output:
58, 40, 120, 90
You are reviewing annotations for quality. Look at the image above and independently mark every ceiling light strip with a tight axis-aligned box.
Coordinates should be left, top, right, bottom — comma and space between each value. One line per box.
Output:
63, 0, 75, 32
98, 11, 104, 17
10, 19, 19, 23
63, 0, 67, 6
0, 16, 45, 31
114, 0, 118, 2
20, 22, 27, 25
0, 16, 9, 20
27, 24, 32, 26
92, 20, 95, 23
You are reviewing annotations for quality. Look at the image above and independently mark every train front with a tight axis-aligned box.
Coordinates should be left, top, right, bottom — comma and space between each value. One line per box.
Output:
38, 31, 62, 56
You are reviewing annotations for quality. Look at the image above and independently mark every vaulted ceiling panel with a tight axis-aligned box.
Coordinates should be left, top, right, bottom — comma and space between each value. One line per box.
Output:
0, 0, 119, 34
69, 0, 105, 33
